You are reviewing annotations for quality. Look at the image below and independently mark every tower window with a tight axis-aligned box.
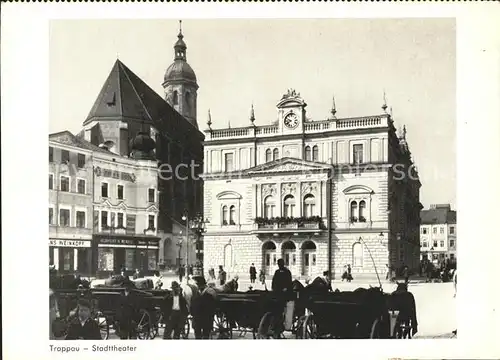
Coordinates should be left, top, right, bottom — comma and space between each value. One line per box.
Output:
173, 91, 178, 105
185, 91, 191, 109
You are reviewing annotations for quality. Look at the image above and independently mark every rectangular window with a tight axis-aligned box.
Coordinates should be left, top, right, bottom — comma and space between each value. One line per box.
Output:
148, 215, 155, 230
77, 154, 86, 168
76, 211, 86, 228
450, 226, 455, 235
98, 248, 114, 271
101, 182, 108, 198
450, 253, 455, 260
60, 176, 70, 192
423, 228, 427, 234
117, 213, 124, 228
284, 254, 290, 266
49, 208, 53, 225
423, 241, 428, 248
224, 153, 234, 172
77, 179, 85, 194
433, 240, 438, 248
61, 150, 70, 164
433, 227, 437, 234
101, 211, 108, 229
440, 240, 445, 247
59, 209, 70, 227
440, 227, 444, 234
450, 240, 455, 248
353, 144, 363, 164
125, 249, 135, 270
117, 185, 124, 200
49, 147, 54, 162
49, 174, 53, 190
148, 188, 155, 203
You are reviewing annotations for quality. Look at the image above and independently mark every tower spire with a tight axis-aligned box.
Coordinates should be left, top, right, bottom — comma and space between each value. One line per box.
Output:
207, 109, 212, 129
179, 20, 182, 36
174, 20, 187, 61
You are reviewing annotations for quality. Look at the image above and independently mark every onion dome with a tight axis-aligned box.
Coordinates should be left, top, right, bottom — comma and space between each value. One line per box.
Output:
129, 132, 156, 160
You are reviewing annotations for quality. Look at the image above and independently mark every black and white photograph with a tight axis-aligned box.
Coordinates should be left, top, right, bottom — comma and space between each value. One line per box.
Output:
2, 3, 500, 360
47, 18, 457, 340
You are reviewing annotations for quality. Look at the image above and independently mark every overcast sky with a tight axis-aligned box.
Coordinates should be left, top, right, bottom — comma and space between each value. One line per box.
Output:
49, 19, 456, 209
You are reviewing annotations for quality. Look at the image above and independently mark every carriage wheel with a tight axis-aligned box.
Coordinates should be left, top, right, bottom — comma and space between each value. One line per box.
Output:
211, 312, 232, 339
182, 316, 191, 339
302, 315, 317, 339
295, 316, 306, 339
94, 314, 109, 340
136, 309, 151, 340
369, 318, 382, 339
394, 318, 412, 339
150, 313, 160, 340
257, 312, 277, 339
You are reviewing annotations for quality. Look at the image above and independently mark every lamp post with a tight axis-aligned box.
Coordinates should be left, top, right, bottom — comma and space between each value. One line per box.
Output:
176, 239, 183, 267
182, 211, 209, 275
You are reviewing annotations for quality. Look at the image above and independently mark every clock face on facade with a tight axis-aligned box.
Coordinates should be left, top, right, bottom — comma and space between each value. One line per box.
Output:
284, 113, 299, 129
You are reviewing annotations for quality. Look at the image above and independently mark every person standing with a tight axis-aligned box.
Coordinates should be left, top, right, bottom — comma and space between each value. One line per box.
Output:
65, 299, 102, 340
259, 269, 266, 287
218, 265, 227, 286
163, 281, 188, 339
133, 268, 141, 280
403, 265, 409, 284
178, 264, 185, 283
347, 264, 353, 282
249, 263, 257, 284
208, 267, 216, 281
271, 259, 293, 338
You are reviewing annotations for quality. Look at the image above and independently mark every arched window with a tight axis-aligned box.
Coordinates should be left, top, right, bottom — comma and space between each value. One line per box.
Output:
350, 201, 358, 222
229, 205, 236, 225
283, 195, 296, 217
312, 145, 319, 161
359, 200, 366, 222
273, 148, 279, 161
185, 91, 191, 110
172, 91, 178, 106
304, 146, 312, 161
265, 149, 272, 163
353, 242, 363, 267
303, 194, 316, 217
222, 205, 228, 225
264, 196, 275, 219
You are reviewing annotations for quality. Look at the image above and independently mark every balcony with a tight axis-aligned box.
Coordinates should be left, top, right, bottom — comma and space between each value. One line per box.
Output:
252, 216, 325, 234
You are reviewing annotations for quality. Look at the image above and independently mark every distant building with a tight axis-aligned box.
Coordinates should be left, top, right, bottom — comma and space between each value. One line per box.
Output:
77, 25, 204, 270
420, 204, 457, 264
49, 131, 159, 276
202, 89, 422, 280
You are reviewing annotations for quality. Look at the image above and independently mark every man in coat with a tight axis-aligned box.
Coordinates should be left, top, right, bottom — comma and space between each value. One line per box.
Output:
163, 281, 189, 339
218, 265, 227, 286
249, 263, 257, 284
65, 298, 102, 340
271, 259, 293, 338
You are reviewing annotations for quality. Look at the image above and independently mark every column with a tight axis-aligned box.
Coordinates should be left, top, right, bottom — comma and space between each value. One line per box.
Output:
296, 182, 302, 217
54, 248, 59, 270
220, 150, 223, 172
320, 181, 325, 217
366, 139, 371, 163
74, 248, 78, 271
256, 184, 261, 218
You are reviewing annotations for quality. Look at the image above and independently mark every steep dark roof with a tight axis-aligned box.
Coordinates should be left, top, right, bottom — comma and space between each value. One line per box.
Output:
49, 130, 111, 154
83, 60, 204, 142
420, 208, 457, 225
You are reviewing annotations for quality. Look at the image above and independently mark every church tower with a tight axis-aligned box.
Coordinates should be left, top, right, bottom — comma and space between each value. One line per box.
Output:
162, 21, 199, 129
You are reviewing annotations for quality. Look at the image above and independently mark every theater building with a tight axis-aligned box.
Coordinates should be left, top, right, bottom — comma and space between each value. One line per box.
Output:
202, 90, 422, 280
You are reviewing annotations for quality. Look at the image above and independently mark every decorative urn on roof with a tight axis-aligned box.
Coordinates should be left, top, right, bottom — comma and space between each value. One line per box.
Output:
129, 132, 156, 160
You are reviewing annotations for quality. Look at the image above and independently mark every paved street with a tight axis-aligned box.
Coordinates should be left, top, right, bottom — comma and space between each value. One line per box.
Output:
104, 279, 456, 340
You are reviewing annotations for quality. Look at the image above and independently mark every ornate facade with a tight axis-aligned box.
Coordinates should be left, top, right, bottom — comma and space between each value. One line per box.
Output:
202, 90, 422, 280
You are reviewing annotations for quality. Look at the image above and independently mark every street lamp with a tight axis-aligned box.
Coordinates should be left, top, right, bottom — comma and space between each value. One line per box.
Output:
181, 211, 209, 273
176, 238, 183, 267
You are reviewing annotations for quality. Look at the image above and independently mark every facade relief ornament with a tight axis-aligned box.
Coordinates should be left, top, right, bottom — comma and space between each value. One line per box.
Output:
301, 182, 318, 196
261, 184, 277, 199
281, 183, 297, 197
281, 88, 301, 100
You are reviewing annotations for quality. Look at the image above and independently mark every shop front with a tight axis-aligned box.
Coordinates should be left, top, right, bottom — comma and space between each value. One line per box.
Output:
93, 235, 160, 278
49, 239, 92, 276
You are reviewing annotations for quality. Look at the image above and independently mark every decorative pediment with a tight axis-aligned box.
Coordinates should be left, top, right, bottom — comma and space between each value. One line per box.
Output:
216, 191, 242, 200
101, 199, 113, 207
146, 204, 159, 212
342, 185, 374, 195
276, 89, 307, 108
117, 201, 128, 211
246, 157, 330, 175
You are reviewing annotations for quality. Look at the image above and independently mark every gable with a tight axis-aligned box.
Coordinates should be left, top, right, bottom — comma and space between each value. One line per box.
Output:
245, 157, 330, 175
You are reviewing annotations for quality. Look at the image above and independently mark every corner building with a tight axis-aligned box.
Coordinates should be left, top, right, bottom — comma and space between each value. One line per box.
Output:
202, 90, 422, 280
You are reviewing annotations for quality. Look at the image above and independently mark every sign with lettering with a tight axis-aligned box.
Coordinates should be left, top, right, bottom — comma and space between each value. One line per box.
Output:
94, 166, 136, 183
99, 238, 136, 246
49, 239, 91, 248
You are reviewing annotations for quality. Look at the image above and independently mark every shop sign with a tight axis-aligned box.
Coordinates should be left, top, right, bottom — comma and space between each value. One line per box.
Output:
99, 238, 136, 246
49, 239, 91, 248
94, 166, 136, 183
